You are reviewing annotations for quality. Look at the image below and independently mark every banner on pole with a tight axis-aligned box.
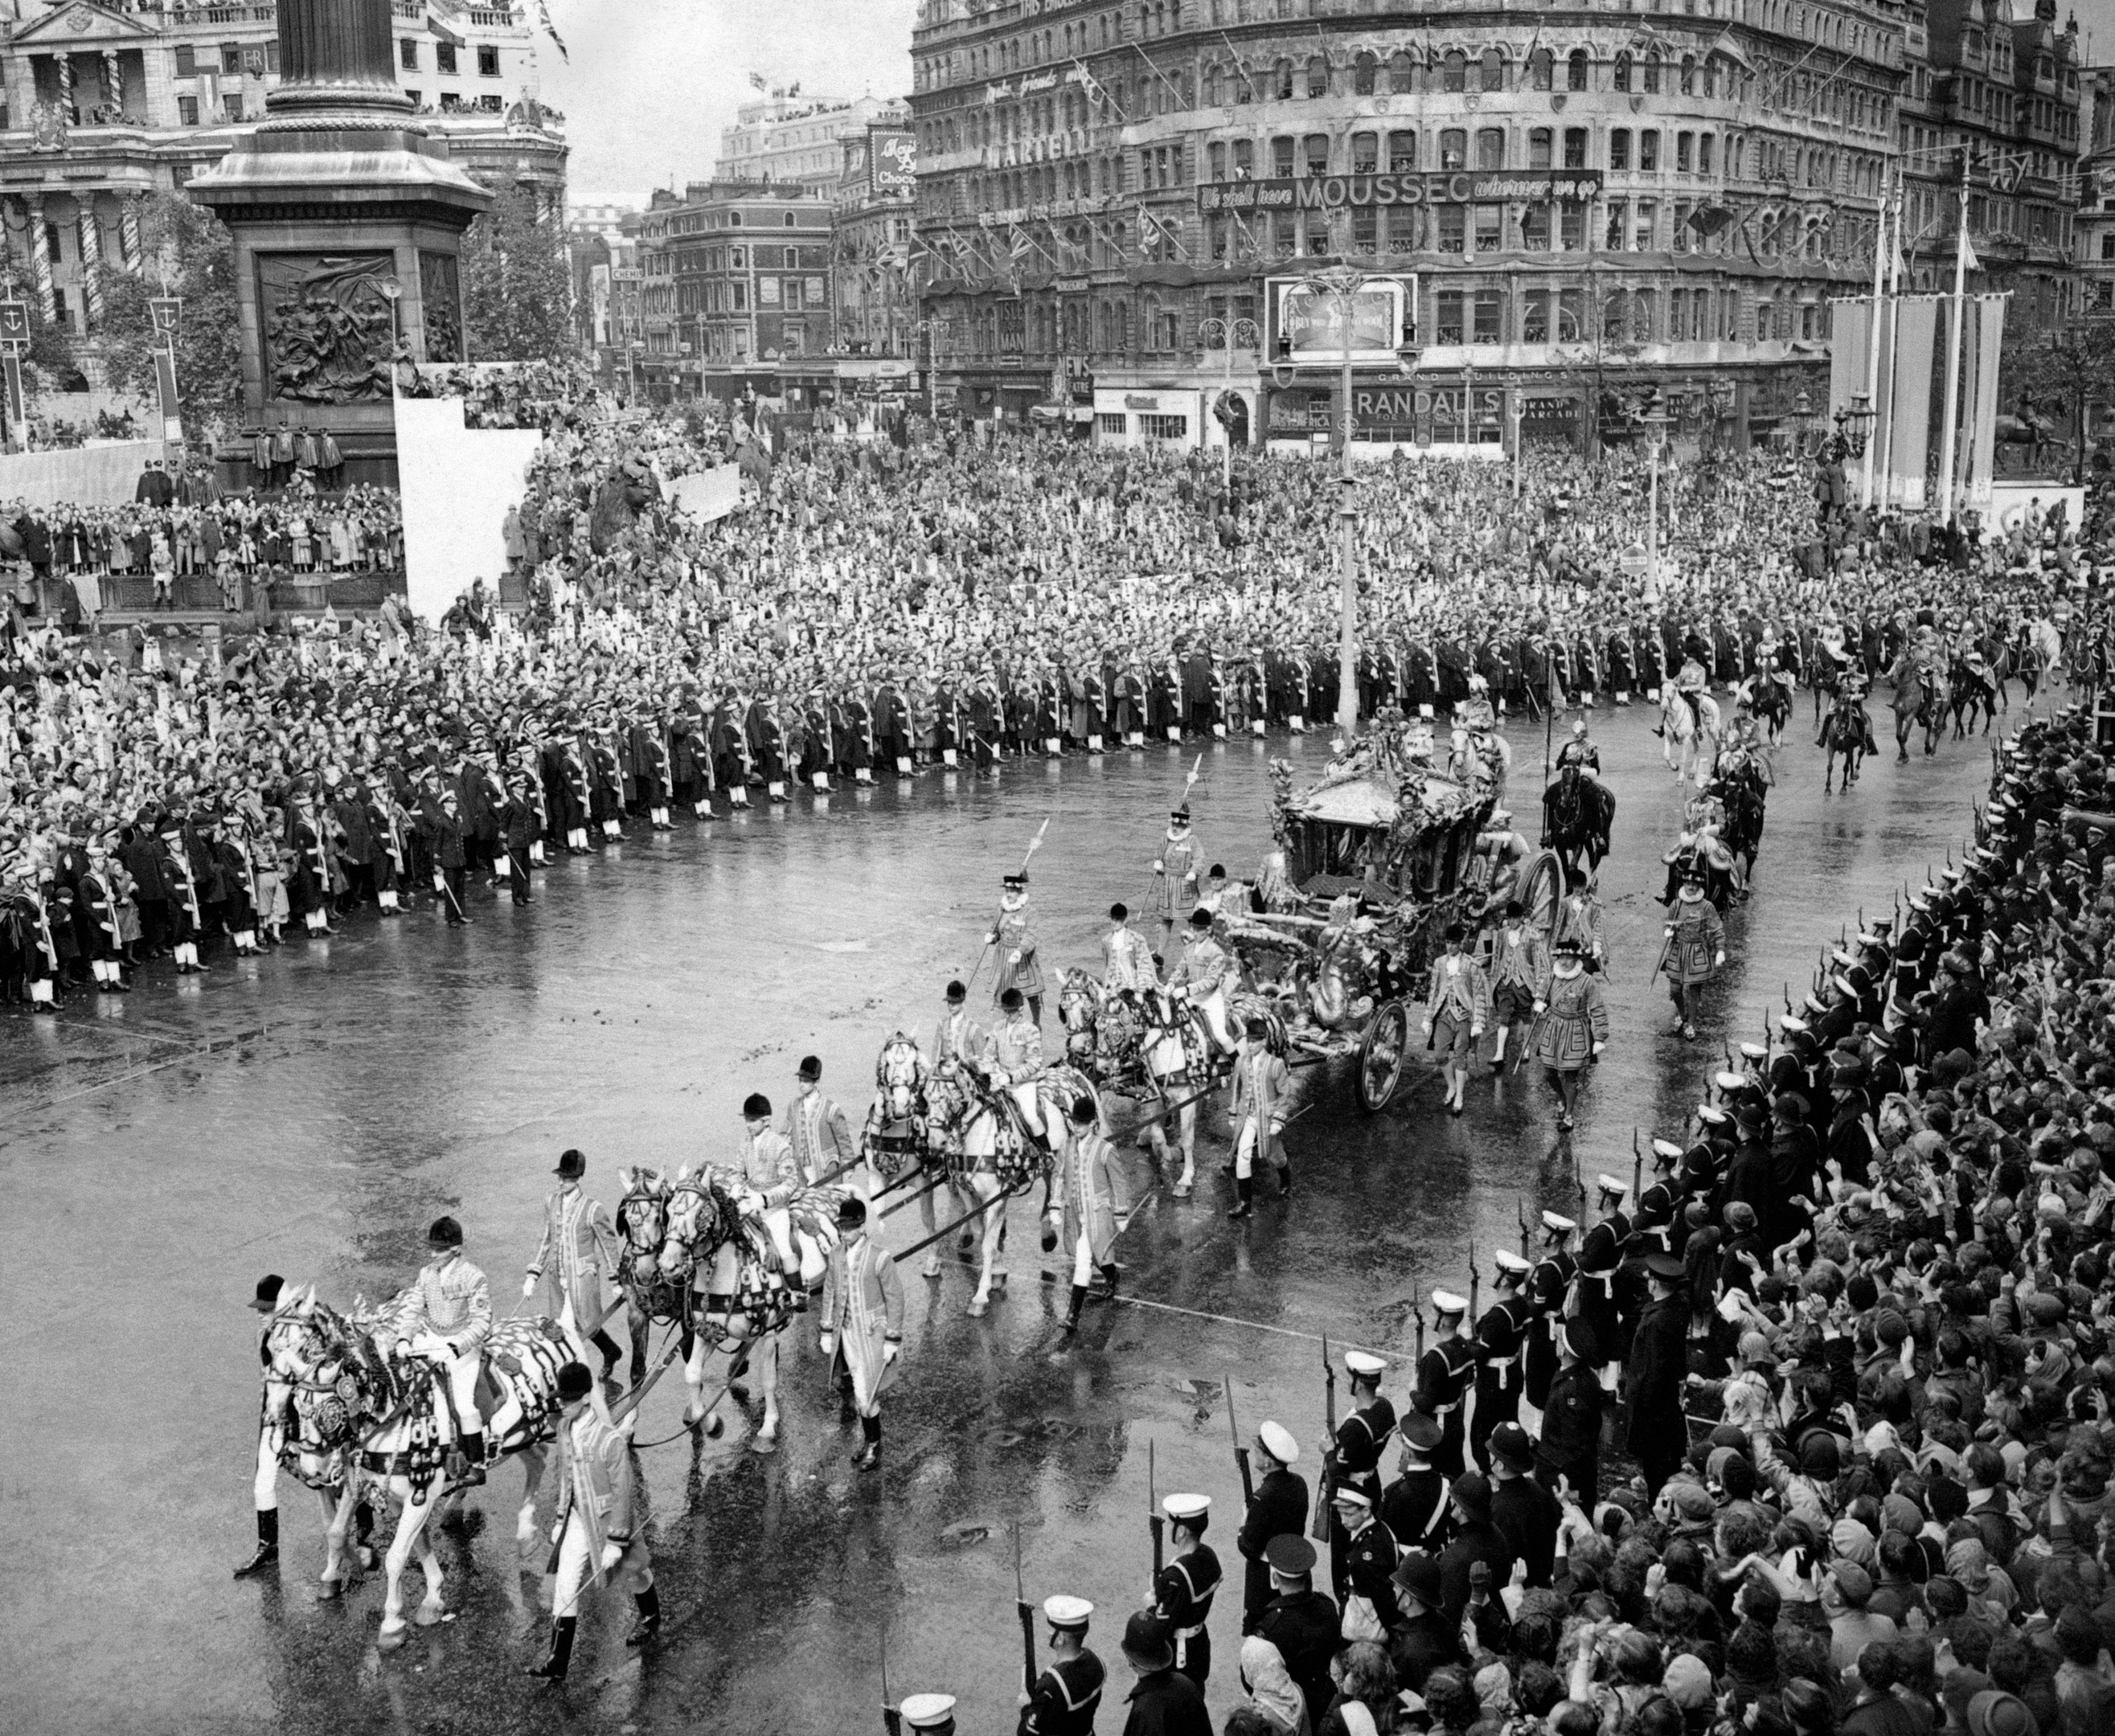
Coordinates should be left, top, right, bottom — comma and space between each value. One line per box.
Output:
1887, 297, 1938, 510
1827, 297, 1871, 420
154, 348, 181, 444
1964, 293, 2006, 514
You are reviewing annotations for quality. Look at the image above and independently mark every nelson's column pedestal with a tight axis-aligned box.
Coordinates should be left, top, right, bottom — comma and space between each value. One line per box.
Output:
189, 0, 490, 487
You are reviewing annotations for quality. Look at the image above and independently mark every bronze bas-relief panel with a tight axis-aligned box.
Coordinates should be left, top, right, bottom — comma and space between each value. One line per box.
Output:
257, 252, 399, 403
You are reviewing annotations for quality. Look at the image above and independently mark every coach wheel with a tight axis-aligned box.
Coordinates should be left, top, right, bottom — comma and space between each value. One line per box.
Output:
1358, 999, 1409, 1112
1518, 848, 1566, 944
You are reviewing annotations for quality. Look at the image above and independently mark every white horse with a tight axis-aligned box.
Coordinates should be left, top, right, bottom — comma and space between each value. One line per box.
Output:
261, 1286, 575, 1649
660, 1168, 846, 1454
1659, 686, 1721, 788
923, 1054, 1088, 1316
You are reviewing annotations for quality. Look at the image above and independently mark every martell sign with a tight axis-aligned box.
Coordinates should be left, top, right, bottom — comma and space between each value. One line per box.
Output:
1199, 170, 1603, 213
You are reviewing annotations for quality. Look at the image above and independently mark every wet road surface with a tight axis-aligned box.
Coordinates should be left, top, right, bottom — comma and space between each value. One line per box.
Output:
0, 693, 2018, 1734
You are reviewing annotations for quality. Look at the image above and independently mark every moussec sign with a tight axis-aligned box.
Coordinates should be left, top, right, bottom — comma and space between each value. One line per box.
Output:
1199, 170, 1602, 214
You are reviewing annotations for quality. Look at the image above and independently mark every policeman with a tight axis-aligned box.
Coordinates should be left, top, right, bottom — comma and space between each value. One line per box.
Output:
1152, 1492, 1221, 1687
1467, 1250, 1531, 1472
1255, 1534, 1341, 1732
1326, 1349, 1395, 1594
1412, 1289, 1474, 1478
1236, 1420, 1307, 1634
1380, 1409, 1448, 1554
1534, 1318, 1604, 1505
1487, 1421, 1560, 1588
1019, 1595, 1104, 1736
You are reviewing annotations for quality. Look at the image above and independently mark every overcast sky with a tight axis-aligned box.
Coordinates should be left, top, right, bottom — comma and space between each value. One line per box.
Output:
541, 0, 2115, 211
541, 0, 920, 209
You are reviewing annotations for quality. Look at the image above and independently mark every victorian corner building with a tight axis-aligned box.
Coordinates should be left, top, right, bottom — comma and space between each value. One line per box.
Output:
0, 0, 563, 381
908, 0, 2080, 457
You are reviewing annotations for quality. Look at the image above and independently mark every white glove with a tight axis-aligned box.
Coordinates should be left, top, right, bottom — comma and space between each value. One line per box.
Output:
521, 1275, 537, 1299
1421, 1019, 1433, 1034
1152, 859, 1165, 874
1532, 1000, 1547, 1014
600, 1542, 623, 1572
432, 872, 446, 892
983, 931, 997, 945
883, 1341, 900, 1365
550, 1521, 564, 1546
1715, 952, 1727, 966
818, 1330, 837, 1356
1008, 950, 1022, 964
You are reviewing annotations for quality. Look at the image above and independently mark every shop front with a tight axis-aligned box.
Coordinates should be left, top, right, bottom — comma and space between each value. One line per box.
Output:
1092, 387, 1206, 450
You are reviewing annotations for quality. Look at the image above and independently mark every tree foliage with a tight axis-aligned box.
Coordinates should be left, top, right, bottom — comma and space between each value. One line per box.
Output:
459, 184, 573, 363
92, 192, 243, 430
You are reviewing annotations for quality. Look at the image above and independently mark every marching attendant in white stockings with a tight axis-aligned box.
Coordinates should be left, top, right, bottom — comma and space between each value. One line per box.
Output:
1053, 1092, 1128, 1333
1420, 923, 1490, 1116
1485, 899, 1548, 1071
818, 1194, 904, 1472
1226, 1014, 1292, 1218
1151, 805, 1200, 953
526, 1361, 658, 1680
523, 1147, 625, 1378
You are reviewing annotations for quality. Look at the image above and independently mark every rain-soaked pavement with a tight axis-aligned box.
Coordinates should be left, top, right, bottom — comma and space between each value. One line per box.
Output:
0, 693, 2019, 1735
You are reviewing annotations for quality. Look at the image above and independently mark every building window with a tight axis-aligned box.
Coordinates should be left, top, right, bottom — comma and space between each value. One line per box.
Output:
1437, 205, 1465, 252
1140, 412, 1187, 440
1443, 51, 1466, 92
1440, 129, 1465, 170
1609, 130, 1630, 170
1351, 205, 1377, 254
1477, 128, 1504, 170
1353, 51, 1377, 95
1302, 211, 1327, 254
1474, 289, 1502, 342
1098, 412, 1126, 436
1529, 48, 1554, 92
223, 93, 245, 122
437, 42, 457, 76
175, 45, 196, 76
1523, 290, 1549, 341
1699, 134, 1714, 174
478, 93, 500, 113
178, 94, 199, 125
1680, 55, 1696, 94
1639, 130, 1658, 171
1633, 200, 1656, 248
1633, 288, 1655, 339
1385, 205, 1419, 252
220, 43, 241, 75
1529, 128, 1552, 169
400, 39, 418, 70
52, 285, 70, 327
1605, 199, 1626, 249
1474, 204, 1502, 251
1523, 204, 1551, 248
1564, 128, 1587, 168
478, 44, 499, 76
1351, 132, 1377, 172
1568, 50, 1589, 92
1673, 199, 1691, 251
1387, 131, 1415, 172
1560, 202, 1586, 250
1604, 289, 1629, 341
1642, 54, 1661, 95
1209, 141, 1228, 179
1435, 290, 1465, 342
1387, 50, 1416, 94
1272, 136, 1294, 177
2102, 232, 2115, 260
1677, 132, 1692, 172
1482, 48, 1506, 92
1303, 133, 1329, 174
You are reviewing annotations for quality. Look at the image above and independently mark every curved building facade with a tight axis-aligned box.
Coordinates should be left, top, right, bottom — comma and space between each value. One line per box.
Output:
909, 0, 1905, 452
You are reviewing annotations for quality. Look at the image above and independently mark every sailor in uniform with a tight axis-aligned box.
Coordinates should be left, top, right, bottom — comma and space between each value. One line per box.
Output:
1519, 1212, 1575, 1433
1412, 1289, 1475, 1478
1237, 1421, 1307, 1634
1152, 1493, 1222, 1687
1574, 1177, 1632, 1388
1380, 1409, 1449, 1556
1467, 1249, 1532, 1472
900, 1694, 959, 1735
1019, 1595, 1105, 1736
1325, 1348, 1395, 1598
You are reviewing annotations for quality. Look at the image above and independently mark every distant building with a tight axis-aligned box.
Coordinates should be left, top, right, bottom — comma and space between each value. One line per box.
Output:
832, 122, 918, 358
713, 91, 908, 189
0, 0, 564, 364
568, 209, 643, 391
636, 178, 834, 400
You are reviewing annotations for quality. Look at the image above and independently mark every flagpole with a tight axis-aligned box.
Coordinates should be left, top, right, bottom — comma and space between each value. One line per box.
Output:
1936, 178, 1970, 527
1859, 177, 1889, 512
1875, 180, 1905, 514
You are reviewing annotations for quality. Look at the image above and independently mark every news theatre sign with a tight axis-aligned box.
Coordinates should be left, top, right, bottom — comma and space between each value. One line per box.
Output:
1198, 170, 1602, 213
